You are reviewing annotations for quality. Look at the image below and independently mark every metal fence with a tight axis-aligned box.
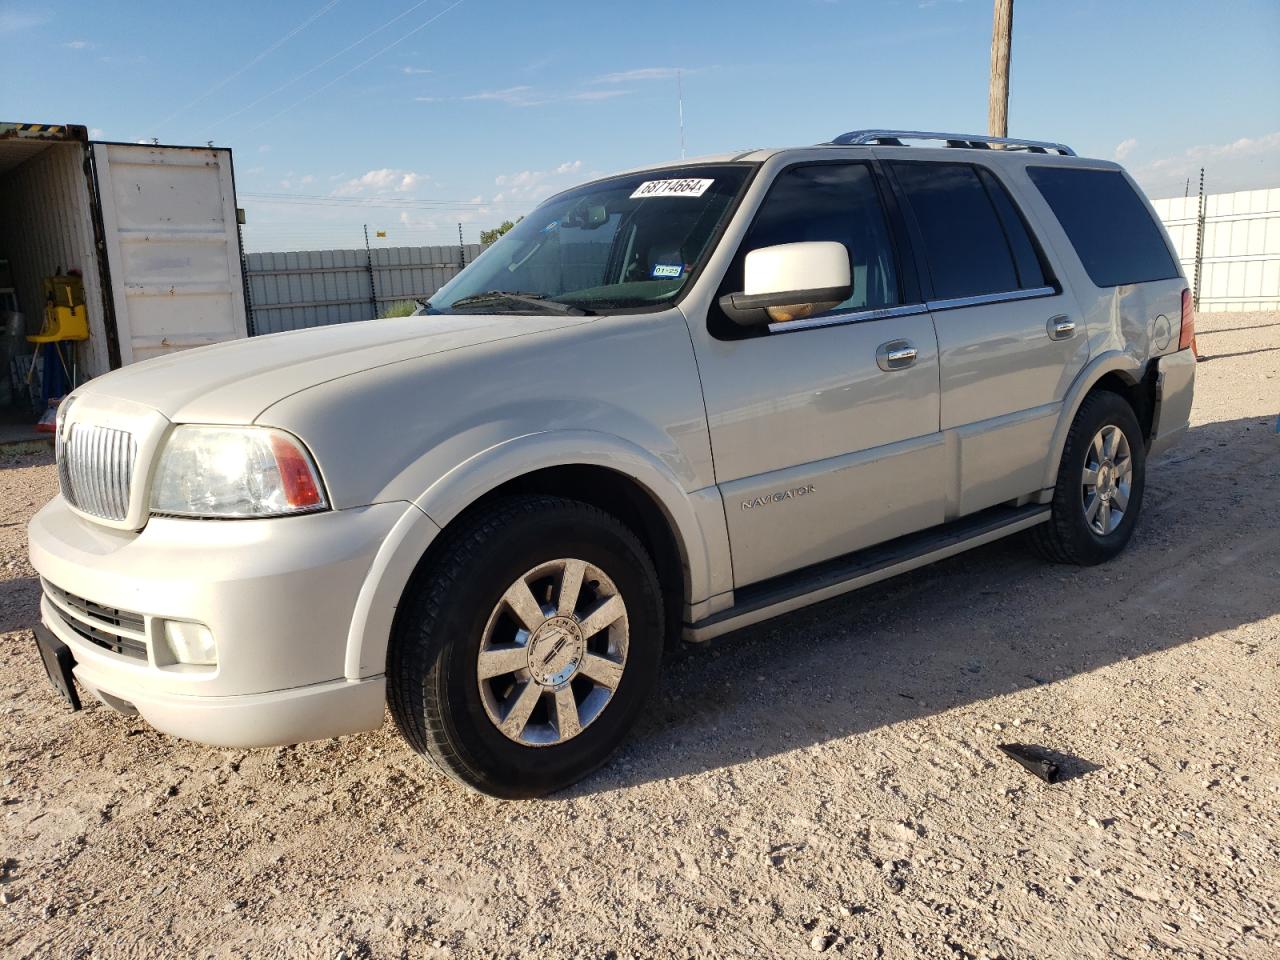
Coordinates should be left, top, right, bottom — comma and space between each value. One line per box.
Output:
1153, 187, 1280, 313
244, 243, 485, 334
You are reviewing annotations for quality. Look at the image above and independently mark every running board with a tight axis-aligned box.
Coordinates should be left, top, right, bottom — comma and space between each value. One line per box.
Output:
683, 503, 1051, 643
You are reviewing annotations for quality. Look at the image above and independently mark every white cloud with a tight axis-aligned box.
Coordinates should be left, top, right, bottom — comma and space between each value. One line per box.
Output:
258, 144, 272, 153
401, 66, 431, 75
462, 85, 544, 106
1134, 131, 1280, 199
88, 127, 104, 139
592, 66, 688, 84
0, 9, 50, 34
1114, 137, 1137, 161
427, 84, 631, 108
567, 89, 630, 102
64, 39, 91, 50
334, 168, 428, 196
493, 160, 583, 200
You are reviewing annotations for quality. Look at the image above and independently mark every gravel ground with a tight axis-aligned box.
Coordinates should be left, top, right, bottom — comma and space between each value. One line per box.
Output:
1, 312, 1277, 960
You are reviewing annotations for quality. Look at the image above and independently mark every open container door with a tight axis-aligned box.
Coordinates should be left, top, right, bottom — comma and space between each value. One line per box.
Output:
91, 142, 248, 365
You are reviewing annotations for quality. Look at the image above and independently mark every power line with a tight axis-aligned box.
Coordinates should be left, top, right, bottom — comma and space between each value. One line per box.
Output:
153, 0, 343, 131
207, 0, 443, 131
246, 0, 468, 133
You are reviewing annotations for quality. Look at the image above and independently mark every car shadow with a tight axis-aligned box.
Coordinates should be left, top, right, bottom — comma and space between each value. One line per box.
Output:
1195, 345, 1280, 362
0, 442, 53, 470
0, 576, 41, 635
570, 412, 1280, 796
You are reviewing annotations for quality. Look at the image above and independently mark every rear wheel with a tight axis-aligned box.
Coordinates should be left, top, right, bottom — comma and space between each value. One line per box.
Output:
1032, 390, 1146, 566
388, 495, 663, 798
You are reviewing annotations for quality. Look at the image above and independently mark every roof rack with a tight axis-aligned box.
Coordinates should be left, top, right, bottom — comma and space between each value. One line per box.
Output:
828, 129, 1076, 156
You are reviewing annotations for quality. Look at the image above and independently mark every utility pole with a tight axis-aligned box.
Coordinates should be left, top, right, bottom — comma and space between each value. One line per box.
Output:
677, 69, 686, 160
1193, 168, 1206, 311
364, 224, 378, 320
987, 0, 1013, 138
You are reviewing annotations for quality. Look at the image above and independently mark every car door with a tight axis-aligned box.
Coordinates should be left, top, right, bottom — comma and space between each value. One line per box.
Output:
690, 160, 945, 588
886, 158, 1088, 517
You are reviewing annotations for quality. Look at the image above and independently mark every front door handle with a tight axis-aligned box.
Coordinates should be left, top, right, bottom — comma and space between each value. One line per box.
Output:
877, 339, 918, 371
1048, 315, 1076, 340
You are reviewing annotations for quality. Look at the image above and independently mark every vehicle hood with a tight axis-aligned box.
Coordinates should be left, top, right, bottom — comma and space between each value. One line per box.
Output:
77, 313, 589, 423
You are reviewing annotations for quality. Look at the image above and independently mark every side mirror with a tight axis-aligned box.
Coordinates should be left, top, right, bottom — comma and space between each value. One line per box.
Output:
719, 241, 852, 327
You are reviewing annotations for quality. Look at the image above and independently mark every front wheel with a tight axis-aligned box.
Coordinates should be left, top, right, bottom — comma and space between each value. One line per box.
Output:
388, 495, 664, 798
1032, 390, 1147, 566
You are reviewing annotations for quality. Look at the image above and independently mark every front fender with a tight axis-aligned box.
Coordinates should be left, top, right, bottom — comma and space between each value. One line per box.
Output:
342, 430, 732, 681
416, 429, 730, 606
1040, 350, 1146, 491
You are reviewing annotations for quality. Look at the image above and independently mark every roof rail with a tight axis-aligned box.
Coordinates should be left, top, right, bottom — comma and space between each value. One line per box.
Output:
828, 129, 1076, 156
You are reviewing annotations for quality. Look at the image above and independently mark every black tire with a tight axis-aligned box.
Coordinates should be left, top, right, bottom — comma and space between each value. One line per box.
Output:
1031, 390, 1147, 566
388, 495, 664, 799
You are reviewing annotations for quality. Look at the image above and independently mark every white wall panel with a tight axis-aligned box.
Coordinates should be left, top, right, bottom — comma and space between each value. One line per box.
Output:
1153, 186, 1280, 311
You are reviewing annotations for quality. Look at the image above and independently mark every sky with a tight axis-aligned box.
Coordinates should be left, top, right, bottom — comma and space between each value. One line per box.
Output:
3, 0, 1279, 252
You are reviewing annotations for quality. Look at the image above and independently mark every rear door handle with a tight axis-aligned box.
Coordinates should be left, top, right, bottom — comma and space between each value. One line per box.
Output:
1048, 315, 1076, 340
877, 339, 918, 371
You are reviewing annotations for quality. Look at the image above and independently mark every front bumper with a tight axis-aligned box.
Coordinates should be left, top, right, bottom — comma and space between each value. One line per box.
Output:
28, 496, 407, 747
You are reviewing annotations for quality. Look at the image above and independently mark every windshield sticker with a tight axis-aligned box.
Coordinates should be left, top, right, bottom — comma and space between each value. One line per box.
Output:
630, 178, 714, 199
652, 263, 684, 279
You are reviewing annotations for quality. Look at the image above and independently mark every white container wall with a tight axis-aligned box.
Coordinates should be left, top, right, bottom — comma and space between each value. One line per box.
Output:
92, 143, 249, 363
1153, 187, 1280, 313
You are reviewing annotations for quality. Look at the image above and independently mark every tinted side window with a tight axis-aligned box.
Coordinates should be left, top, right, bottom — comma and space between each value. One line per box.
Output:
976, 167, 1046, 290
1027, 167, 1178, 287
891, 161, 1020, 300
735, 162, 901, 315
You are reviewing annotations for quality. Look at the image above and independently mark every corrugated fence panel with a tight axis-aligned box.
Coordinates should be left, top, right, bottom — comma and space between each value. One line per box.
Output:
1153, 186, 1280, 312
245, 243, 483, 333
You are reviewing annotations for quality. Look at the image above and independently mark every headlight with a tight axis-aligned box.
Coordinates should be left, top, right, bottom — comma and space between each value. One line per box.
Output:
150, 425, 328, 518
54, 395, 74, 458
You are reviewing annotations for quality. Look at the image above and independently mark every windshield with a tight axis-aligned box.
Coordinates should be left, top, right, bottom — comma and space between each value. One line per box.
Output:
429, 164, 753, 314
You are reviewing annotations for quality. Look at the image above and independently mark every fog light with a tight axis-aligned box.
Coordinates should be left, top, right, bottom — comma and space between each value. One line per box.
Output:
160, 620, 217, 666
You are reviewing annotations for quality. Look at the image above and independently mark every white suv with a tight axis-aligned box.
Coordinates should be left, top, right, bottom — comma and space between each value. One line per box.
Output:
30, 130, 1196, 797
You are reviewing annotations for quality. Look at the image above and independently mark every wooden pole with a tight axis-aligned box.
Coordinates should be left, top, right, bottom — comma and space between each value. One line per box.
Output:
988, 0, 1013, 138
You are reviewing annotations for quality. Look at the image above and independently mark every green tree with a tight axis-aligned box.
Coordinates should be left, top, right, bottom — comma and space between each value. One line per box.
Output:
480, 217, 522, 246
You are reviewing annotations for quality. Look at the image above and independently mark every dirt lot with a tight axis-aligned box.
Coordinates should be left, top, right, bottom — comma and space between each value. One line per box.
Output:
0, 312, 1277, 960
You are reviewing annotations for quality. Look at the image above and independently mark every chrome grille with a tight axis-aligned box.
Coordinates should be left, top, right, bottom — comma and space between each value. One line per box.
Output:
58, 422, 137, 521
43, 580, 148, 661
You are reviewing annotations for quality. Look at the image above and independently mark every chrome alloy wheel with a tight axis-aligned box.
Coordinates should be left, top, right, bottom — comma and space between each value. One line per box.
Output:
477, 559, 629, 747
1082, 424, 1133, 536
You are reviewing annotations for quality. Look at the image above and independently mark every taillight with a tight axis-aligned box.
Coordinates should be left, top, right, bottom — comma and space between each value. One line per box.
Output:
1180, 288, 1196, 353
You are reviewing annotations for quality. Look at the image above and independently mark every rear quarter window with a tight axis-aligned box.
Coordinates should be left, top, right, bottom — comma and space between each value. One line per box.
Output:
1027, 167, 1179, 287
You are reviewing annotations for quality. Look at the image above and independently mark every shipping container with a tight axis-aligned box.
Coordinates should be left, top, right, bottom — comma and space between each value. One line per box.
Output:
0, 122, 249, 416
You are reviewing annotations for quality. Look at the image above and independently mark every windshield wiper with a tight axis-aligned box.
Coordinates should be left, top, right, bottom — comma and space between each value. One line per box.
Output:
445, 291, 593, 315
